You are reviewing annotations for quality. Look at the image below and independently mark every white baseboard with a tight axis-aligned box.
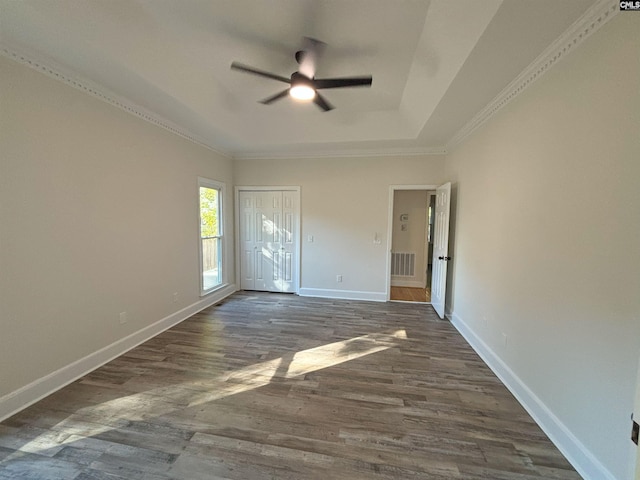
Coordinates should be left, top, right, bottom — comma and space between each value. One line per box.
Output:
390, 279, 425, 288
448, 312, 617, 480
298, 288, 386, 302
0, 284, 237, 422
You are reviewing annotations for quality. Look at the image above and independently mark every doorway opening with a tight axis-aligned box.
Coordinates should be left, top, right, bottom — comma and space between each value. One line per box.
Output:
388, 187, 436, 303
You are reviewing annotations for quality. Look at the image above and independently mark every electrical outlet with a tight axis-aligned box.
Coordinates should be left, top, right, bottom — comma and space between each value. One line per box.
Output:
173, 292, 179, 303
307, 235, 314, 243
336, 275, 343, 283
119, 312, 128, 325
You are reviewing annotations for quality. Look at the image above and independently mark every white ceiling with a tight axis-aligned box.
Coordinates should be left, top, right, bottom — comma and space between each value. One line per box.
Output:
1, 0, 599, 159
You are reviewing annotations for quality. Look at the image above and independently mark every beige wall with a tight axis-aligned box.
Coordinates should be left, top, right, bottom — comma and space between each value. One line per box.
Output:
444, 15, 640, 480
234, 156, 445, 298
0, 56, 234, 399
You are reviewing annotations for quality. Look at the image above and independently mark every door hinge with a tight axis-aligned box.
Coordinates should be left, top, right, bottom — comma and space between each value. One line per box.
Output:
632, 417, 639, 445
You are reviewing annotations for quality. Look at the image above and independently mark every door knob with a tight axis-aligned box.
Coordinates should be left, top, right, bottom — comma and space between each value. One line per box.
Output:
438, 256, 451, 261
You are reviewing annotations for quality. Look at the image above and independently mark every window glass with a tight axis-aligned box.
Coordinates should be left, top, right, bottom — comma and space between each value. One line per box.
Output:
199, 180, 223, 293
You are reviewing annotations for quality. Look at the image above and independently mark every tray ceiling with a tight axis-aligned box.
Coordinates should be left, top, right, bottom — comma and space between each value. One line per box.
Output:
0, 0, 602, 158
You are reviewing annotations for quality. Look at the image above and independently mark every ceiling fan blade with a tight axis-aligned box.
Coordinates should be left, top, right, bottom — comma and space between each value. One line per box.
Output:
259, 89, 290, 105
313, 92, 334, 112
313, 76, 373, 89
230, 62, 290, 84
297, 37, 326, 79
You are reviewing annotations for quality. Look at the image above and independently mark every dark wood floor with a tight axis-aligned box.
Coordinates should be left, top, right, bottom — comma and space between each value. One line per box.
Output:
0, 292, 580, 479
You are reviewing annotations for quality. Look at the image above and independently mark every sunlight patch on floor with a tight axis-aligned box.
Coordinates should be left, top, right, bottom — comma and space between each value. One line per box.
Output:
14, 329, 408, 455
188, 328, 407, 406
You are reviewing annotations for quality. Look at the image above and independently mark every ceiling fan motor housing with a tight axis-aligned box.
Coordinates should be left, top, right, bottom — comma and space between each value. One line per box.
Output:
291, 71, 313, 87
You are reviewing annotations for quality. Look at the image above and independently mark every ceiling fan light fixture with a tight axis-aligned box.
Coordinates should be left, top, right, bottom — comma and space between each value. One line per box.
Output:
230, 37, 371, 111
289, 84, 315, 101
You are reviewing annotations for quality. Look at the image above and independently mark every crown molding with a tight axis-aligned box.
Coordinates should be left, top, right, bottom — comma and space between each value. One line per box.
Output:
3, 1, 616, 162
0, 43, 232, 159
446, 0, 618, 151
233, 145, 447, 161
2, 42, 445, 162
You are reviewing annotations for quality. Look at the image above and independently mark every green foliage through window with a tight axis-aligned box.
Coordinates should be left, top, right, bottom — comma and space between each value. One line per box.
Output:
200, 187, 219, 238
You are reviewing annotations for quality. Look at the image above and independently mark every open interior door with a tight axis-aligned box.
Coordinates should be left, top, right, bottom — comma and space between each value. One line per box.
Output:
430, 182, 451, 319
634, 355, 640, 479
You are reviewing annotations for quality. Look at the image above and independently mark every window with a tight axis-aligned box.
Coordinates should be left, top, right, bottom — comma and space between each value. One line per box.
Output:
198, 178, 224, 294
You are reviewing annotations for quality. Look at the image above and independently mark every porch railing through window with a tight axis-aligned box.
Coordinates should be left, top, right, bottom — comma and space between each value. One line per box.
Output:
202, 236, 221, 290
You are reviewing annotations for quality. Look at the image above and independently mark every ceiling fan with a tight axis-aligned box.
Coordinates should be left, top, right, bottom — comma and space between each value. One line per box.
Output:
230, 37, 372, 112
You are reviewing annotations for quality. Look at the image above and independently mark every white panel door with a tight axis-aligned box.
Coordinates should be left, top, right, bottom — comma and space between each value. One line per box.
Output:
634, 355, 640, 479
430, 182, 451, 319
255, 191, 281, 291
239, 190, 297, 293
240, 192, 256, 290
280, 191, 296, 292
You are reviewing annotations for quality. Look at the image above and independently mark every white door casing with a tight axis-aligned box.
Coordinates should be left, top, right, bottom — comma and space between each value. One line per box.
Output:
430, 182, 451, 319
238, 189, 298, 293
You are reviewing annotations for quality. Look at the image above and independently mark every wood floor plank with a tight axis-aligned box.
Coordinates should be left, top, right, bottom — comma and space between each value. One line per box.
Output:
0, 292, 580, 479
390, 286, 430, 302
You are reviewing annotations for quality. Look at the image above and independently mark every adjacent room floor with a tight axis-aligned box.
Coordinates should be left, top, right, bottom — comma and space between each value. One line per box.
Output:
0, 292, 580, 479
390, 286, 430, 303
